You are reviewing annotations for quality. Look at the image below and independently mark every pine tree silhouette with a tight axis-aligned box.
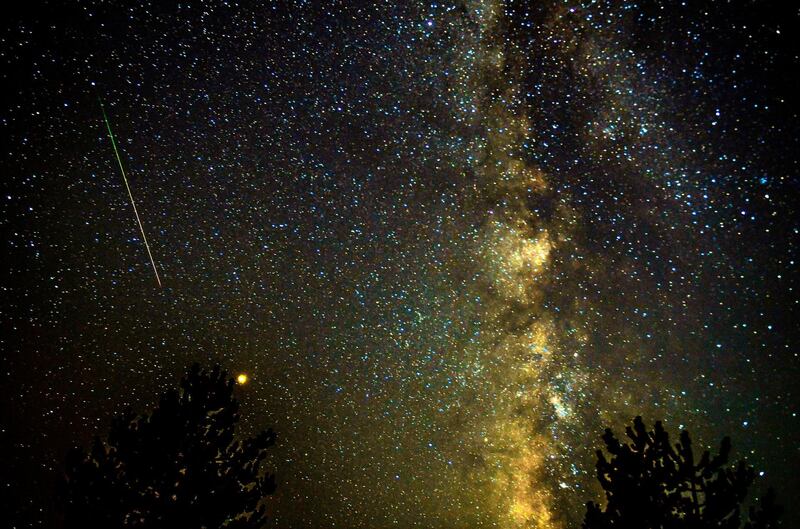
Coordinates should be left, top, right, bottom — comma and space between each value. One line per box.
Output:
583, 416, 781, 529
59, 364, 276, 529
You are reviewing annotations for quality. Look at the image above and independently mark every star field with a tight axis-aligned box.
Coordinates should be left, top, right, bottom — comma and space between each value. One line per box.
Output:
2, 1, 799, 528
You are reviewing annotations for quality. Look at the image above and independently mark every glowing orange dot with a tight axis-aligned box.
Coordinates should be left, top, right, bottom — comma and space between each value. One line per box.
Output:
236, 373, 248, 385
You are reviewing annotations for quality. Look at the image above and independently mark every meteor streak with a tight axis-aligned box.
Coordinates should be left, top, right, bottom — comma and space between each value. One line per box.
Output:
99, 100, 162, 287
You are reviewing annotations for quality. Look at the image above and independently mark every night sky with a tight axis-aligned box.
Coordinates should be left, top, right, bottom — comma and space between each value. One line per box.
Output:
2, 1, 799, 528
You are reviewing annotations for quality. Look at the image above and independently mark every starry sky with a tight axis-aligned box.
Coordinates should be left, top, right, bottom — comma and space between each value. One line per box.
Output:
2, 1, 799, 528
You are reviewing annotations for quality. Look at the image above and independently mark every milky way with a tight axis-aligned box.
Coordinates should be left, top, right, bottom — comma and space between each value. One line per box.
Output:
2, 1, 798, 528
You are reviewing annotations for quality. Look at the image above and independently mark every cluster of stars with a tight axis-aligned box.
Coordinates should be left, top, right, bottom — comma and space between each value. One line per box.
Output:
2, 1, 798, 528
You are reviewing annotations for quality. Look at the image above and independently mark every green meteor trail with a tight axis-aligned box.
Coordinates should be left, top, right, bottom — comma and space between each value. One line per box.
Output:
100, 100, 162, 288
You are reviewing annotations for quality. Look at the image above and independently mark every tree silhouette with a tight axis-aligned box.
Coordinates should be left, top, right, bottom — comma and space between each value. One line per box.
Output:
583, 416, 781, 529
59, 364, 276, 529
